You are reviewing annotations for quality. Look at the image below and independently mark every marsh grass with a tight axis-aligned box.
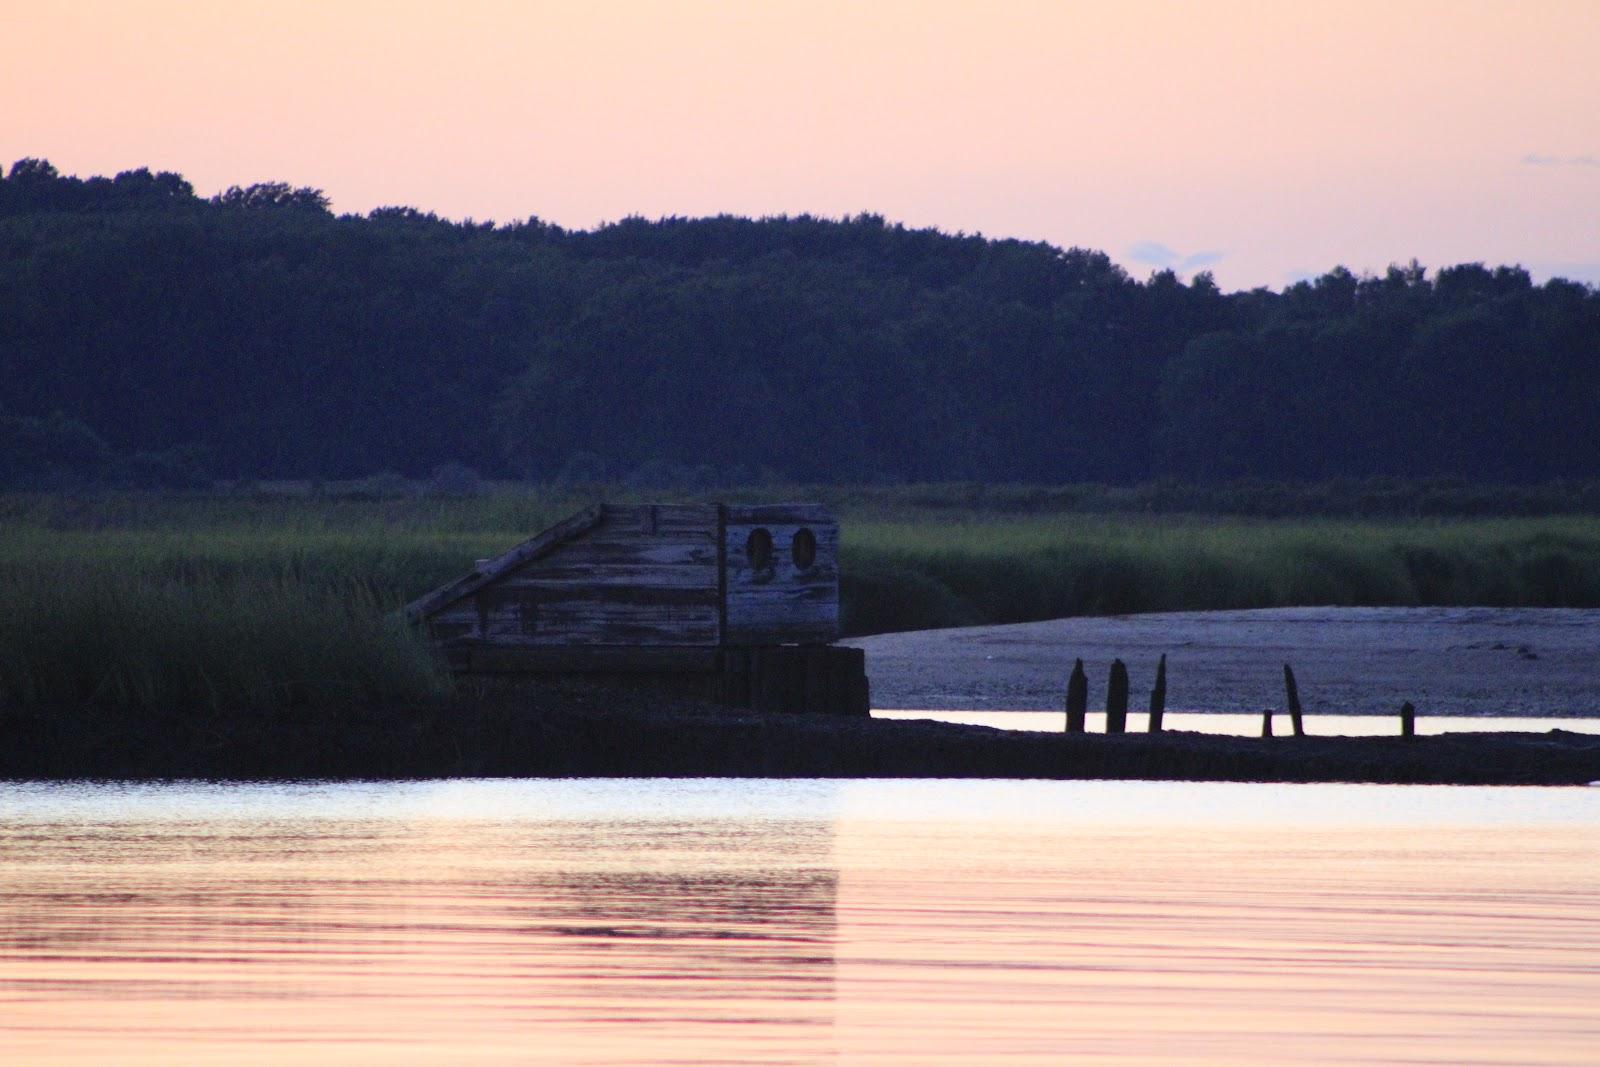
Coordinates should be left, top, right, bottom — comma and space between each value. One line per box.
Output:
0, 497, 575, 710
840, 515, 1600, 633
0, 560, 449, 709
5, 491, 1600, 709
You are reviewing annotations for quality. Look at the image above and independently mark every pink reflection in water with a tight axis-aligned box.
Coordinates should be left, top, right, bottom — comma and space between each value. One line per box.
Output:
2, 780, 1597, 1065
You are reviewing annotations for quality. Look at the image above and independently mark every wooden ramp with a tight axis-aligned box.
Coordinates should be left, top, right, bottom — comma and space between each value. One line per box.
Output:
406, 502, 867, 716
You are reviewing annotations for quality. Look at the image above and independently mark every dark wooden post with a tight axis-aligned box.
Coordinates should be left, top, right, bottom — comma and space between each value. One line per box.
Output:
1065, 659, 1088, 734
1261, 708, 1274, 737
1400, 701, 1416, 738
1106, 659, 1129, 734
1147, 653, 1167, 733
1284, 663, 1305, 737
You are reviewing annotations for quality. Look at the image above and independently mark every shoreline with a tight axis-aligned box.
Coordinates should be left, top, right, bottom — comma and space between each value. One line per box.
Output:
5, 686, 1599, 785
848, 606, 1600, 715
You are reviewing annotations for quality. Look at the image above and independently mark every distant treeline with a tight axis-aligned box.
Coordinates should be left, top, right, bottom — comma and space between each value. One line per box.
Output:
817, 480, 1600, 518
2, 157, 1597, 487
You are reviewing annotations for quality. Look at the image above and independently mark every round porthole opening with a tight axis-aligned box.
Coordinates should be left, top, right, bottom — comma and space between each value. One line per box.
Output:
746, 527, 774, 575
791, 527, 817, 570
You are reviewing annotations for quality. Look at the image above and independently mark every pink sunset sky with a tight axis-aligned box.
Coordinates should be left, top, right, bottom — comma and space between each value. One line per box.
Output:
5, 0, 1598, 289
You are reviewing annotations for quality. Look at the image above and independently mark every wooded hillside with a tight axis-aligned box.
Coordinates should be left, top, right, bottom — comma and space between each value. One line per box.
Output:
3, 158, 1596, 487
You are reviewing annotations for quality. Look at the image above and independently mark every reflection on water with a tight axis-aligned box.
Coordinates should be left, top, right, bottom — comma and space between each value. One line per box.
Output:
2, 779, 1598, 1065
0, 781, 838, 1066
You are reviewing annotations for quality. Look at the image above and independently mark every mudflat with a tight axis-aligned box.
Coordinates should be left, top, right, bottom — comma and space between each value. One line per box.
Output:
848, 606, 1600, 715
8, 607, 1600, 784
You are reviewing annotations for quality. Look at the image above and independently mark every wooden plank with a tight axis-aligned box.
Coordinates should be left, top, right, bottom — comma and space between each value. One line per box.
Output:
727, 584, 839, 611
725, 567, 838, 594
535, 537, 717, 567
415, 502, 839, 652
724, 523, 839, 577
427, 619, 475, 644
796, 644, 868, 716
473, 598, 722, 645
724, 514, 840, 644
433, 591, 722, 646
655, 503, 721, 532
1065, 659, 1088, 733
725, 584, 839, 613
429, 602, 480, 626
480, 583, 720, 608
470, 626, 721, 648
725, 503, 833, 526
725, 625, 837, 647
594, 504, 649, 535
429, 621, 479, 642
407, 502, 716, 625
716, 503, 729, 646
802, 645, 831, 715
499, 563, 717, 587
466, 646, 724, 674
718, 645, 748, 705
404, 504, 602, 622
847, 656, 871, 717
558, 527, 718, 547
524, 618, 720, 645
598, 503, 718, 536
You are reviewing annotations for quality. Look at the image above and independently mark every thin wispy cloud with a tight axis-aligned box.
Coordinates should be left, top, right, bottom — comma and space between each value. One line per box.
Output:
1129, 241, 1225, 272
1180, 249, 1225, 270
1531, 261, 1600, 286
1521, 153, 1600, 168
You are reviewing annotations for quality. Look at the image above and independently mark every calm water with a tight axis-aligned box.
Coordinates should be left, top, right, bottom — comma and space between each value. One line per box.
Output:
3, 779, 1598, 1065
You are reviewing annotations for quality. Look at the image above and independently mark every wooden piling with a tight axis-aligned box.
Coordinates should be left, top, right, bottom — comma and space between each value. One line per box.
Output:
1400, 701, 1416, 738
1261, 708, 1274, 737
1106, 659, 1129, 734
1284, 663, 1305, 737
1065, 659, 1088, 734
745, 645, 868, 716
1147, 653, 1167, 733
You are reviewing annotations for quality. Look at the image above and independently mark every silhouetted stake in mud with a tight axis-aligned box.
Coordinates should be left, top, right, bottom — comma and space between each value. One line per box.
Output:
1106, 659, 1129, 734
1065, 659, 1088, 734
1400, 701, 1417, 738
1261, 708, 1274, 738
1148, 654, 1168, 733
1283, 663, 1305, 736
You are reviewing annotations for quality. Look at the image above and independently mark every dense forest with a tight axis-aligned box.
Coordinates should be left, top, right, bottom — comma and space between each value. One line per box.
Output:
2, 157, 1597, 488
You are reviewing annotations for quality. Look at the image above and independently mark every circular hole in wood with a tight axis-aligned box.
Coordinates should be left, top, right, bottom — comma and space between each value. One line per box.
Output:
746, 527, 774, 575
791, 527, 817, 570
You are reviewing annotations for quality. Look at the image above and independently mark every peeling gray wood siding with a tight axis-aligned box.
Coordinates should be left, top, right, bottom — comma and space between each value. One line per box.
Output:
723, 504, 839, 646
427, 504, 721, 647
420, 502, 840, 650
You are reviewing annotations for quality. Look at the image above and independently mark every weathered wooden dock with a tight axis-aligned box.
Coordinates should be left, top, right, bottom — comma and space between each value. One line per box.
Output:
405, 502, 868, 715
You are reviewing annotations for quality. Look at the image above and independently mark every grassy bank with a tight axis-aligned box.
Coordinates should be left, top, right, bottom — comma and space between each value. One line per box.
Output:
4, 490, 1600, 710
841, 515, 1600, 633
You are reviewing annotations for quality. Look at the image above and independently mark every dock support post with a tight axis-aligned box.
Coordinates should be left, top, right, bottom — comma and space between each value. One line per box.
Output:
1148, 654, 1167, 733
1400, 701, 1416, 738
1106, 659, 1129, 734
1065, 659, 1088, 734
1284, 664, 1305, 737
744, 646, 869, 716
1261, 708, 1274, 737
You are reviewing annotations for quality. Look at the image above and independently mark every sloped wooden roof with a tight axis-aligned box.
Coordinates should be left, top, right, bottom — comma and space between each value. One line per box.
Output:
403, 504, 602, 623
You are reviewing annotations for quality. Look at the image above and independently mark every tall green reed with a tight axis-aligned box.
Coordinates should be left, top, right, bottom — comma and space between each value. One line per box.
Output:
6, 494, 1600, 710
0, 560, 450, 709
